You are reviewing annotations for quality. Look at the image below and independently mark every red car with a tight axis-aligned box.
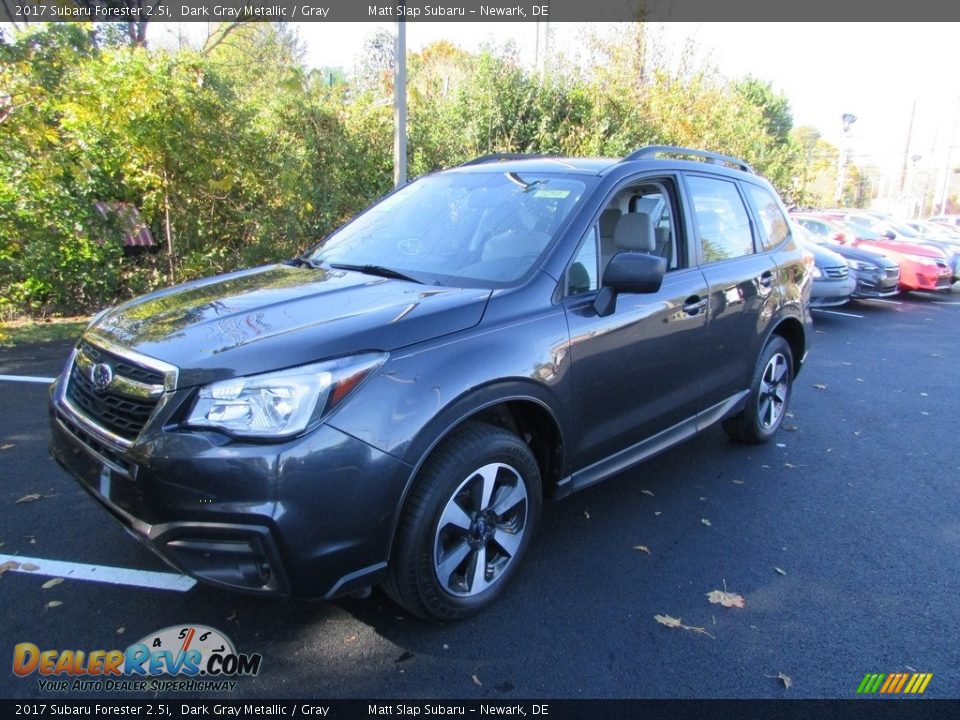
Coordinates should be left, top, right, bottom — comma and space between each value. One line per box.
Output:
800, 212, 952, 292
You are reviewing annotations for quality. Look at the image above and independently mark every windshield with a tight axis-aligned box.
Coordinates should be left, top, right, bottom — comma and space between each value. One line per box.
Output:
308, 172, 589, 288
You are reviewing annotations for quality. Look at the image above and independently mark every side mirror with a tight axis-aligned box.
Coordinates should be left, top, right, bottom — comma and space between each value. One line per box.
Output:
882, 230, 896, 240
593, 252, 666, 317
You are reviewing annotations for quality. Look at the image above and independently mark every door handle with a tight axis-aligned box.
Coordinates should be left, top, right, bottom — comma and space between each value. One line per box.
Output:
683, 296, 708, 316
759, 270, 774, 289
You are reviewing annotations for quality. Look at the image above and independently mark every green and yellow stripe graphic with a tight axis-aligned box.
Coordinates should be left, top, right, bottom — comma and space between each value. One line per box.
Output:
857, 672, 933, 695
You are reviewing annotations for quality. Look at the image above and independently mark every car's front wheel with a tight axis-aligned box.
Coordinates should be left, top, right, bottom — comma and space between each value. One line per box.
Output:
385, 422, 542, 621
722, 336, 793, 444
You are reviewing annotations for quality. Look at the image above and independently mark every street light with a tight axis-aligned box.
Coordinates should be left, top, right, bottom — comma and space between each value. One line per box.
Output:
835, 113, 858, 205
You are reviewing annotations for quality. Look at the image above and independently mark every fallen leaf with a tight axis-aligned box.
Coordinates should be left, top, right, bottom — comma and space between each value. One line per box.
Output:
41, 578, 64, 590
777, 672, 793, 689
707, 589, 746, 608
776, 443, 786, 448
654, 614, 715, 639
15, 494, 42, 504
46, 601, 62, 609
633, 545, 651, 555
786, 412, 794, 418
442, 644, 449, 650
813, 384, 827, 390
856, 378, 864, 383
20, 563, 39, 572
783, 425, 798, 432
116, 627, 125, 635
471, 674, 483, 686
344, 635, 357, 644
0, 560, 21, 576
732, 480, 745, 485
641, 489, 655, 497
654, 613, 683, 629
0, 443, 14, 450
654, 511, 661, 516
815, 330, 826, 334
784, 463, 796, 469
921, 411, 930, 416
774, 567, 787, 576
226, 610, 237, 622
920, 392, 928, 397
853, 431, 861, 436
841, 362, 854, 366
701, 518, 711, 527
582, 509, 590, 519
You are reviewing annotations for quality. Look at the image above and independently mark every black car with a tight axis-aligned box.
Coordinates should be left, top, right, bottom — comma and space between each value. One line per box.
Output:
50, 146, 813, 620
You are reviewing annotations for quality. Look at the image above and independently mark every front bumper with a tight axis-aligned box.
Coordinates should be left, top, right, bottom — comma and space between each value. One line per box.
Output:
850, 268, 900, 298
899, 264, 953, 291
809, 274, 857, 307
49, 378, 412, 598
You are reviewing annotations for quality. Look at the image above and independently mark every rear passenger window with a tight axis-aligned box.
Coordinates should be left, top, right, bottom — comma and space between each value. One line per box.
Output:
687, 175, 755, 263
744, 183, 790, 250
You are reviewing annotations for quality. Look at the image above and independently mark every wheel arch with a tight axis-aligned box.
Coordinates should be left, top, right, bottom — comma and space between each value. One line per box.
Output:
387, 382, 566, 561
768, 315, 806, 377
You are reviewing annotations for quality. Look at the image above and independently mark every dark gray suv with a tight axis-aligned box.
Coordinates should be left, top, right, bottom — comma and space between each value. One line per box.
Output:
49, 146, 812, 620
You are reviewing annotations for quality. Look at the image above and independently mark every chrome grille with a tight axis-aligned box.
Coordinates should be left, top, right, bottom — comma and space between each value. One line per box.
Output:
65, 341, 166, 442
885, 267, 900, 279
823, 265, 849, 279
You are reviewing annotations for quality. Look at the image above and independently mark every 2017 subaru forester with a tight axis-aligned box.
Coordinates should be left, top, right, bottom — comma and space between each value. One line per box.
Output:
50, 146, 812, 621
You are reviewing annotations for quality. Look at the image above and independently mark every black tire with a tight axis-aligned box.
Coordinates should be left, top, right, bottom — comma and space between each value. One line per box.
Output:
384, 422, 542, 621
722, 336, 793, 444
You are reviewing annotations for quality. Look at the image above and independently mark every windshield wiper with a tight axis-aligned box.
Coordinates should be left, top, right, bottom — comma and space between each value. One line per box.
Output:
329, 263, 424, 284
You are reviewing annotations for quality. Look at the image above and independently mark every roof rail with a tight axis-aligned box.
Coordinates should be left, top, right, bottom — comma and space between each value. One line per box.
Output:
622, 145, 754, 174
459, 153, 543, 167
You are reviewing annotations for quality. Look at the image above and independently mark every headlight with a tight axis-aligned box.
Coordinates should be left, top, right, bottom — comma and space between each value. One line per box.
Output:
812, 267, 823, 279
185, 352, 387, 439
846, 259, 879, 272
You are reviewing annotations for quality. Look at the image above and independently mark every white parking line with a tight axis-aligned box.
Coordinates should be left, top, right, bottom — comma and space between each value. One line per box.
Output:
858, 298, 902, 305
812, 309, 865, 318
0, 555, 196, 592
0, 374, 55, 384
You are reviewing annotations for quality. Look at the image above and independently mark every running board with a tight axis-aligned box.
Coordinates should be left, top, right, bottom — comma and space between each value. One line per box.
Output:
555, 390, 749, 499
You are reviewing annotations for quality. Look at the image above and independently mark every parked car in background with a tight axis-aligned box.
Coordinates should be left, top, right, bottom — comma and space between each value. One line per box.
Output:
791, 215, 900, 298
792, 224, 856, 306
907, 220, 960, 241
927, 214, 960, 229
835, 210, 960, 282
803, 212, 951, 292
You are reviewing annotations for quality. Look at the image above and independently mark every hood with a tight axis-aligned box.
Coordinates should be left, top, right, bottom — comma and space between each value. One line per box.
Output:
854, 238, 947, 260
88, 265, 492, 387
797, 238, 846, 268
820, 242, 898, 268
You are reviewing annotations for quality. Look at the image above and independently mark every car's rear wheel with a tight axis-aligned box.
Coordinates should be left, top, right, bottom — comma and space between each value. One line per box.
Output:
385, 422, 541, 621
722, 336, 793, 444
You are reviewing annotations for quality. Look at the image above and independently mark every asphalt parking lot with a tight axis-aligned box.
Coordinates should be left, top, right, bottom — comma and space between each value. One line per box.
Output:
2, 292, 959, 701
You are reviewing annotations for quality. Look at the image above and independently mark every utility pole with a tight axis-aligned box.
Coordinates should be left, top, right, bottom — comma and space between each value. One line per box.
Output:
899, 101, 916, 195
393, 12, 407, 188
938, 96, 960, 214
835, 113, 857, 205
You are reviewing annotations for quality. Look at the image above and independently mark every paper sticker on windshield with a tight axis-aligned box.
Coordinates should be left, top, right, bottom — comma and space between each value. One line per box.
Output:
533, 189, 570, 199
